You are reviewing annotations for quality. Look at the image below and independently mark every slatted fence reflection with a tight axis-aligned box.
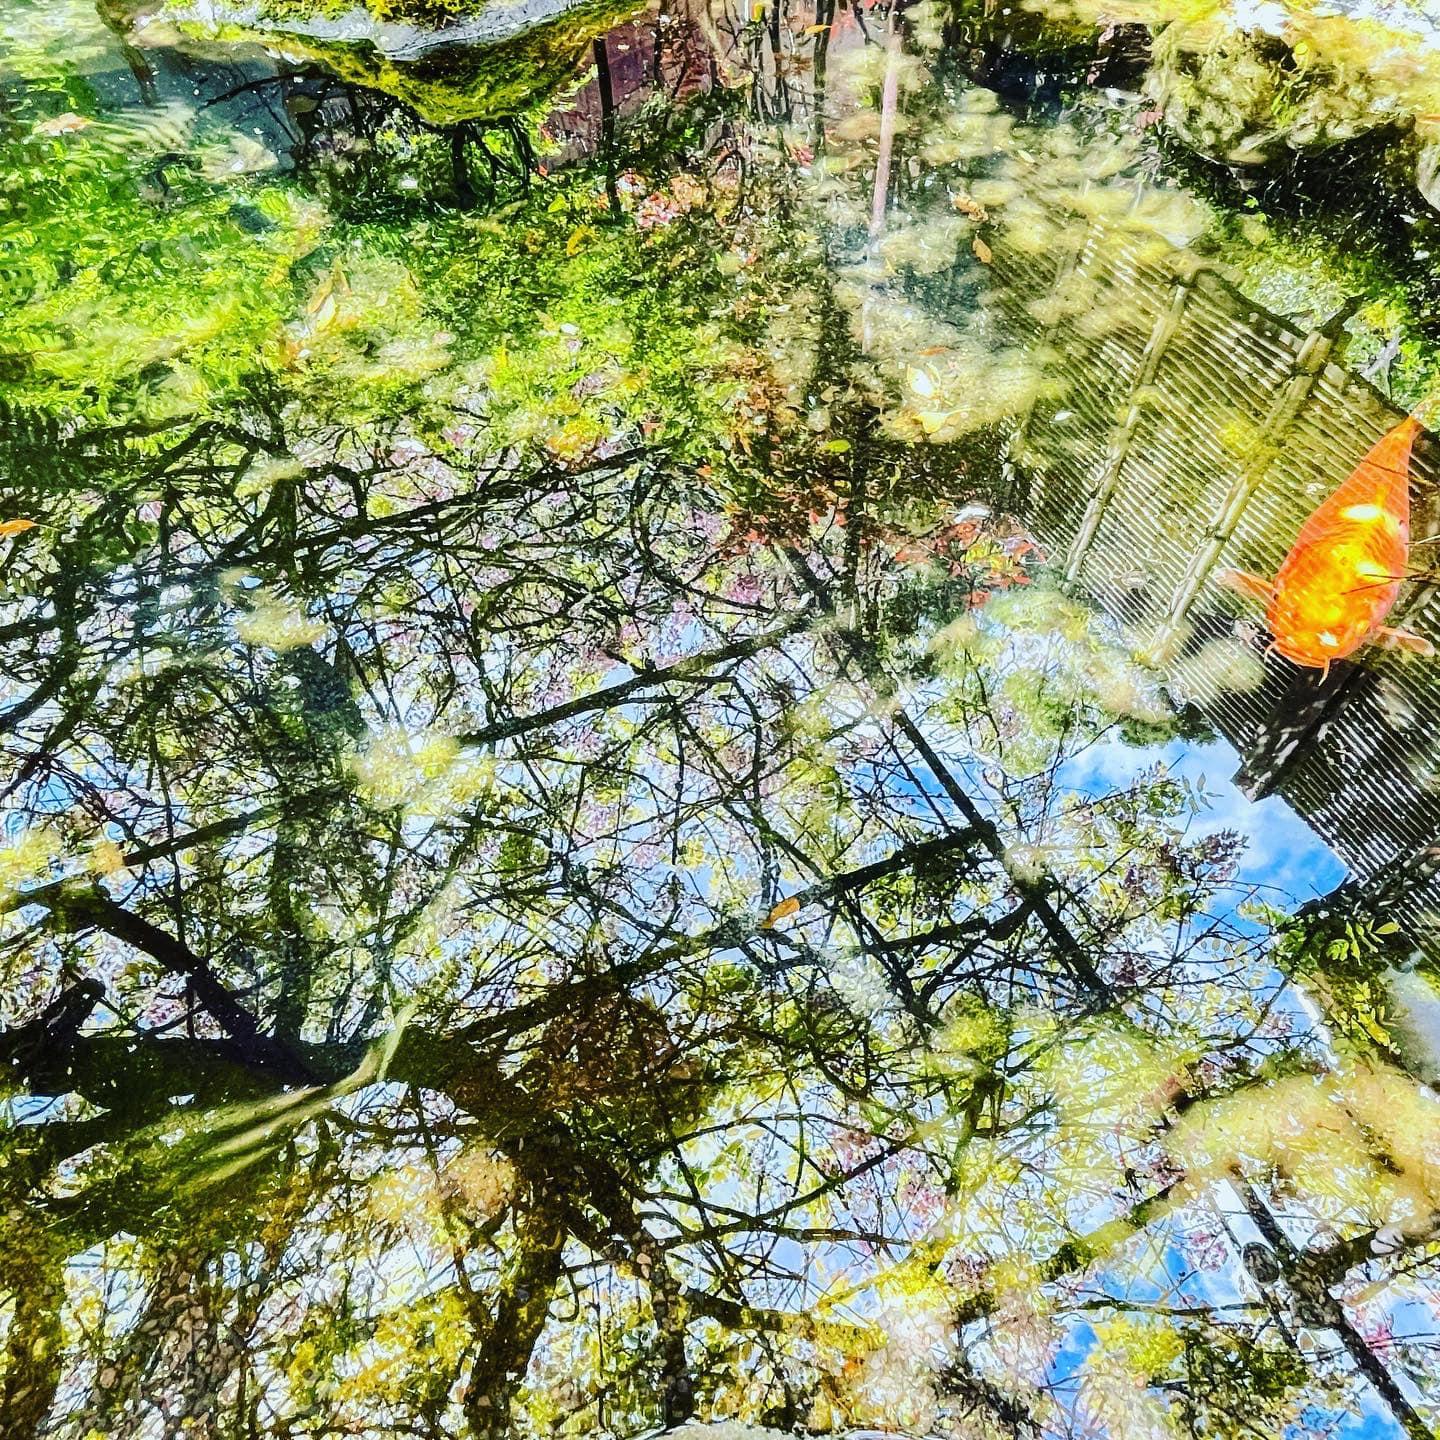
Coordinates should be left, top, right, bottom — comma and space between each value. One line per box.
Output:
990, 231, 1440, 944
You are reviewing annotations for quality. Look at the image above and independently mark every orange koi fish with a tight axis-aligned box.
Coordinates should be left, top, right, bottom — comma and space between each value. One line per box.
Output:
1221, 416, 1434, 673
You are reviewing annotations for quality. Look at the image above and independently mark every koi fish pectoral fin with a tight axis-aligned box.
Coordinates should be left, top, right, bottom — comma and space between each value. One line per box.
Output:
1375, 625, 1436, 657
1218, 569, 1275, 605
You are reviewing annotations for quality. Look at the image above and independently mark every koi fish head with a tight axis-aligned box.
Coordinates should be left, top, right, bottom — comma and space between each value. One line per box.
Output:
1265, 619, 1374, 669
1266, 588, 1387, 666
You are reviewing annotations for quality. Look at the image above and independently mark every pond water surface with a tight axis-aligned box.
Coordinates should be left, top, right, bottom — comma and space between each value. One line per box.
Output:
6, 1, 1440, 1437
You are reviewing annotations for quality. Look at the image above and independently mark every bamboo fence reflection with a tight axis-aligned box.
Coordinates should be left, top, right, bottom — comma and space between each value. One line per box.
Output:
993, 229, 1440, 945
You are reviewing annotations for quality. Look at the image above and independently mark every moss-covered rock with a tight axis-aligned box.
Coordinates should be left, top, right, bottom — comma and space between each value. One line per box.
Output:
126, 0, 647, 124
1144, 10, 1438, 168
1002, 1, 1440, 211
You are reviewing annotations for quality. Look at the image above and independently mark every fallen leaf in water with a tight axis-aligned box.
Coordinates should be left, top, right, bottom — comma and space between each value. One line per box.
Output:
35, 112, 89, 137
202, 134, 277, 181
306, 265, 349, 315
762, 896, 801, 926
972, 236, 993, 264
0, 519, 37, 538
309, 292, 337, 333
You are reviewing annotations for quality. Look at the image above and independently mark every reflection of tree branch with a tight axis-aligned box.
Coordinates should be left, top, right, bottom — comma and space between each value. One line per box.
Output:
454, 615, 812, 748
782, 549, 1111, 1002
48, 887, 317, 1086
0, 977, 104, 1082
1236, 1183, 1435, 1440
869, 4, 903, 242
594, 36, 622, 222
942, 1347, 1042, 1438
1291, 1214, 1440, 1294
679, 1285, 870, 1343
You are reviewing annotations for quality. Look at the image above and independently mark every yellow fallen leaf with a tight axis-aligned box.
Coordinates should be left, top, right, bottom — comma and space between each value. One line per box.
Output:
309, 292, 337, 333
762, 895, 801, 927
803, 21, 829, 33
0, 519, 37, 538
201, 134, 276, 181
566, 224, 595, 256
972, 236, 993, 264
306, 266, 349, 315
35, 112, 90, 137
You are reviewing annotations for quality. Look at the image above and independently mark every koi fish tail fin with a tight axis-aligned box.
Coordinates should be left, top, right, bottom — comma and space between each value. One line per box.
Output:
1317, 416, 1422, 524
1376, 624, 1435, 657
1218, 568, 1275, 605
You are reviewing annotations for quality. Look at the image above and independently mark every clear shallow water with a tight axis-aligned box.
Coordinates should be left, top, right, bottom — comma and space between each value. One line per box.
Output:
5, 2, 1440, 1437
